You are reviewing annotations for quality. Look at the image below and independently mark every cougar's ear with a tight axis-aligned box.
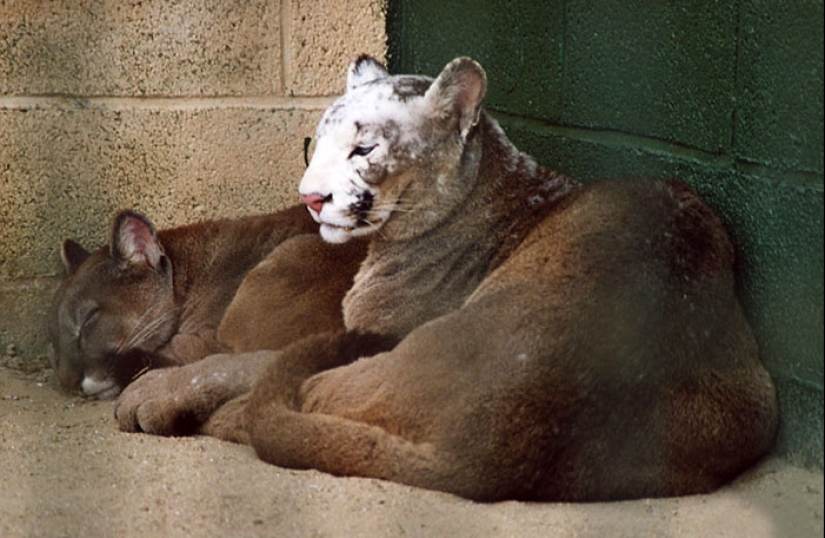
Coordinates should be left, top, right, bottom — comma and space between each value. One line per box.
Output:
424, 57, 487, 140
346, 55, 389, 92
60, 239, 91, 275
110, 210, 166, 271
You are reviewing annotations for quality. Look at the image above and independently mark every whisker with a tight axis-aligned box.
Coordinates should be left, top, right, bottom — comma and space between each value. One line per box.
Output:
361, 219, 390, 240
118, 306, 174, 353
372, 204, 417, 213
116, 304, 162, 353
125, 284, 223, 354
370, 198, 423, 212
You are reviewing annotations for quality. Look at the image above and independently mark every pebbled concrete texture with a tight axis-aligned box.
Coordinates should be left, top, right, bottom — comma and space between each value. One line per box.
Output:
0, 1, 386, 357
289, 0, 388, 96
0, 102, 321, 279
0, 1, 282, 97
388, 0, 823, 467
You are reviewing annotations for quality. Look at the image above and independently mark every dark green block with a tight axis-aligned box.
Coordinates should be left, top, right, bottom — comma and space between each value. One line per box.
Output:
772, 374, 824, 468
497, 115, 727, 182
387, 0, 564, 120
708, 173, 824, 381
562, 1, 738, 153
736, 0, 825, 174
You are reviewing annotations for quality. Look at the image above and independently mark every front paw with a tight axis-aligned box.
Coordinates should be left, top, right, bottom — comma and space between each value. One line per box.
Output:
115, 362, 236, 436
114, 367, 200, 435
115, 351, 273, 437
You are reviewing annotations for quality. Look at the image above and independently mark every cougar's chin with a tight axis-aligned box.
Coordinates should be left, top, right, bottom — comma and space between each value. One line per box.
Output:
318, 219, 379, 244
318, 222, 353, 243
81, 376, 122, 400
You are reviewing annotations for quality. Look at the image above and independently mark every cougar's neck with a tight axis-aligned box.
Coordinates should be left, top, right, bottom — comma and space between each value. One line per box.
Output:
343, 113, 577, 338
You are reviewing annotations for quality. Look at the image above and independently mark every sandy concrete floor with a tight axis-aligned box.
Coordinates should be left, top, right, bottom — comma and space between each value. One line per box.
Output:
1, 364, 822, 538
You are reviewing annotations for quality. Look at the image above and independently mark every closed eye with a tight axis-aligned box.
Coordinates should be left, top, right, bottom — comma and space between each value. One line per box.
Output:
81, 305, 100, 329
349, 145, 376, 159
75, 304, 100, 342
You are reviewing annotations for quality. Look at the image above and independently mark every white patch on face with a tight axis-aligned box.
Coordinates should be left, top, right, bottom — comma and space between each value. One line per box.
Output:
81, 375, 121, 400
299, 80, 430, 243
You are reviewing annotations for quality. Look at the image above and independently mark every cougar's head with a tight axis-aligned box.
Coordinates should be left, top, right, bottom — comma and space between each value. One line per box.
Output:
299, 55, 488, 243
48, 210, 177, 399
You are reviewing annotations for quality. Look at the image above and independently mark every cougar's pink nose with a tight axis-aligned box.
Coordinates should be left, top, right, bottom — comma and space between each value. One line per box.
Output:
300, 193, 328, 214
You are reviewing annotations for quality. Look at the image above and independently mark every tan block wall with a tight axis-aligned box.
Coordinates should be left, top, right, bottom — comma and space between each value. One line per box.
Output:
0, 0, 387, 358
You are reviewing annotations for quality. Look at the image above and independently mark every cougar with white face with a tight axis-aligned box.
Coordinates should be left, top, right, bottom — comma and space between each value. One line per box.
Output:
116, 56, 778, 502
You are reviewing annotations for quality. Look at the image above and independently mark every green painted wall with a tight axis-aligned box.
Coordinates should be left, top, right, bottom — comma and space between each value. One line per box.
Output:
387, 0, 824, 468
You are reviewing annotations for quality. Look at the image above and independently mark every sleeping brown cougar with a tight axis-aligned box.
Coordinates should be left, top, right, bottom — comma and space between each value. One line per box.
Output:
48, 205, 366, 399
114, 56, 778, 502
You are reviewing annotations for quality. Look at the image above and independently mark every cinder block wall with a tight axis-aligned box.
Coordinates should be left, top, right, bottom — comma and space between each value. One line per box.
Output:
388, 0, 823, 467
0, 1, 386, 356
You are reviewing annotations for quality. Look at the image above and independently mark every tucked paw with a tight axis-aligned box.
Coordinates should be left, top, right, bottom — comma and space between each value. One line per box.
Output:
114, 352, 268, 436
114, 367, 197, 435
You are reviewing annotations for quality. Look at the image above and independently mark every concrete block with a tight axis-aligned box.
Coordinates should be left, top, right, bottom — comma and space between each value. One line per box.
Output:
0, 1, 282, 96
773, 375, 825, 468
289, 0, 387, 96
0, 278, 60, 359
736, 0, 824, 174
718, 174, 825, 382
0, 100, 325, 280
